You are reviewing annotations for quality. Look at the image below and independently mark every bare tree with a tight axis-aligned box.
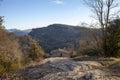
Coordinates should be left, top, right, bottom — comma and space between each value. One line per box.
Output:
84, 0, 120, 56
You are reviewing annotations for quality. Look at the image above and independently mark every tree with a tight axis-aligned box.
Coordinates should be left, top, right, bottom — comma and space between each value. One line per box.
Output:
84, 0, 120, 56
106, 18, 120, 57
0, 17, 23, 73
29, 42, 45, 61
0, 16, 4, 29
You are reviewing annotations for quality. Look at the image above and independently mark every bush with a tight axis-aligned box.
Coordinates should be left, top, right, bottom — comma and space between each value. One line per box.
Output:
83, 48, 99, 57
28, 42, 45, 61
70, 51, 77, 58
0, 52, 22, 74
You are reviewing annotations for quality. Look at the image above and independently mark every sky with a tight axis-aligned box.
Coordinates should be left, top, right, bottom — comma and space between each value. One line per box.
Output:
0, 0, 91, 30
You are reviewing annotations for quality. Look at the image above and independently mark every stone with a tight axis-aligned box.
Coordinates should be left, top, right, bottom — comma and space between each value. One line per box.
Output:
0, 57, 120, 80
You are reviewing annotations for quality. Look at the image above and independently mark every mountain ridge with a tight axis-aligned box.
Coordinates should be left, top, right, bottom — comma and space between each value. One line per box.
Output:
7, 29, 32, 35
29, 24, 97, 53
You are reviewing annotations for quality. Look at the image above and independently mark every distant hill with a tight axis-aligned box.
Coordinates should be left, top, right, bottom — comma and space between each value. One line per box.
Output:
29, 24, 99, 53
7, 29, 32, 35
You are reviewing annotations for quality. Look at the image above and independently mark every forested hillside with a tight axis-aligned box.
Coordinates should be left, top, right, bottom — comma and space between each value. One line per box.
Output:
0, 17, 45, 73
29, 24, 101, 53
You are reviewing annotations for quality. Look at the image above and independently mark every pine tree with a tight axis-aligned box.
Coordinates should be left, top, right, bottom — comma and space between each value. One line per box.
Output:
29, 42, 45, 61
106, 18, 120, 57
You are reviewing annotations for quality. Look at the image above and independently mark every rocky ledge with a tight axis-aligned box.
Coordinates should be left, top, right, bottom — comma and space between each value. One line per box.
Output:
1, 57, 120, 80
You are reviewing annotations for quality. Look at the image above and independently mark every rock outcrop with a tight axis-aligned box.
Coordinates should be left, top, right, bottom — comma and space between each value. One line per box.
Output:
1, 57, 120, 80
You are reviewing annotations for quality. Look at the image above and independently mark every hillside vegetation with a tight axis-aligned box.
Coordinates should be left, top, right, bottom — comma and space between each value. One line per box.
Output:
29, 24, 101, 53
0, 17, 45, 74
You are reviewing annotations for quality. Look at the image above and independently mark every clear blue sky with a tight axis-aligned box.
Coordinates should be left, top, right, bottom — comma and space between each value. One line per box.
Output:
0, 0, 91, 30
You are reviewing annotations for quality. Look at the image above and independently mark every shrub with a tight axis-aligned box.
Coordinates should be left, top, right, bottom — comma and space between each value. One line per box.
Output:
83, 48, 99, 57
28, 42, 45, 61
70, 51, 77, 58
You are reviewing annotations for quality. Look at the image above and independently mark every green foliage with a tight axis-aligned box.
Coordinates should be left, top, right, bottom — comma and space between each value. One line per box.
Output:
106, 18, 120, 57
0, 16, 5, 29
29, 42, 45, 61
76, 18, 120, 58
0, 16, 3, 26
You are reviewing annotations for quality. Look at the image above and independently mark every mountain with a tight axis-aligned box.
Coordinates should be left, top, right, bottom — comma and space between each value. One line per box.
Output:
7, 29, 32, 35
29, 24, 96, 53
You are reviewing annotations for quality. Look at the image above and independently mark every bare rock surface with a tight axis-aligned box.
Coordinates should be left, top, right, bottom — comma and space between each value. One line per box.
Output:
1, 57, 120, 80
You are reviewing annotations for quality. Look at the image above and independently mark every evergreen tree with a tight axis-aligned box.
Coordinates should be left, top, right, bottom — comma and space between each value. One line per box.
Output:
0, 16, 4, 29
29, 42, 45, 61
106, 18, 120, 57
